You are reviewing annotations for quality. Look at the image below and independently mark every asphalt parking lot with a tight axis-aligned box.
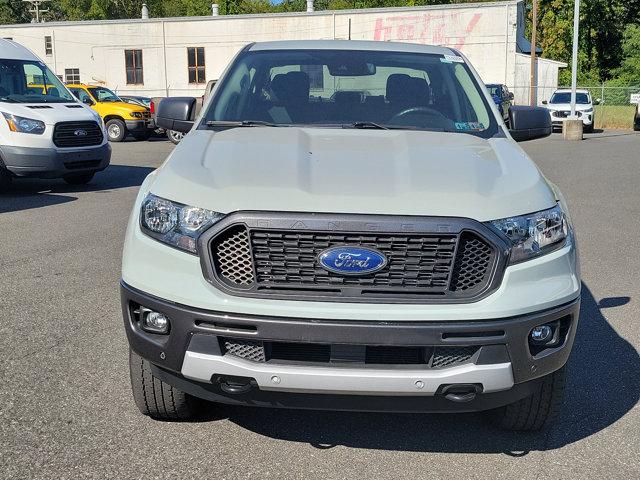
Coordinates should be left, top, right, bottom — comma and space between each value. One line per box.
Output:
1, 131, 639, 479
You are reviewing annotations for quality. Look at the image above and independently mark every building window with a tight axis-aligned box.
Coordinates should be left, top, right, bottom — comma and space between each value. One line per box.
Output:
125, 49, 143, 85
187, 47, 205, 84
44, 36, 52, 56
64, 68, 80, 83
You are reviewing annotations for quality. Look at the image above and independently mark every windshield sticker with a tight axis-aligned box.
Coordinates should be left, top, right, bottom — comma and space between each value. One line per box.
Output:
443, 54, 464, 63
455, 122, 485, 131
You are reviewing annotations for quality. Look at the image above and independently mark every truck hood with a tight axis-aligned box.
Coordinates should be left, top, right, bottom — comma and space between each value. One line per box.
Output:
3, 102, 99, 125
150, 128, 557, 222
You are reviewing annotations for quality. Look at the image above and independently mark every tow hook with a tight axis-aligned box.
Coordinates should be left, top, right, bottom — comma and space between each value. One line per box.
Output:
439, 384, 483, 403
212, 374, 257, 395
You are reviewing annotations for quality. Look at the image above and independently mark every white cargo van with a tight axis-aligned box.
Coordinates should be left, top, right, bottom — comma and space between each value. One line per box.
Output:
0, 39, 110, 191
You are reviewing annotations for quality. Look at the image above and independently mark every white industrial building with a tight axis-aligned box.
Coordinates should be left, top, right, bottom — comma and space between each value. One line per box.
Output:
0, 1, 565, 104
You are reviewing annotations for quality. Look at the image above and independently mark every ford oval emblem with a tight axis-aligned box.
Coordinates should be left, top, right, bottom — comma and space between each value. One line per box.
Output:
318, 246, 387, 276
74, 129, 87, 136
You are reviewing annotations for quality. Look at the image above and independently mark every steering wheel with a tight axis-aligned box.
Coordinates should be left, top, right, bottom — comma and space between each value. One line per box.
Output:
389, 106, 448, 123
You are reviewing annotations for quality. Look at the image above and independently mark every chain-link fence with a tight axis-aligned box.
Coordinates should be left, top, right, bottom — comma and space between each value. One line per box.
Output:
510, 84, 640, 129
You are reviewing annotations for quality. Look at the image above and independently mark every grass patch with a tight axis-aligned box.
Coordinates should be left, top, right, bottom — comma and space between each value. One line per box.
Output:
594, 105, 636, 129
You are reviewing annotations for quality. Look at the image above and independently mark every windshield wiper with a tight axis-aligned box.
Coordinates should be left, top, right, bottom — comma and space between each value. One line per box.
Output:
344, 121, 389, 130
205, 120, 283, 128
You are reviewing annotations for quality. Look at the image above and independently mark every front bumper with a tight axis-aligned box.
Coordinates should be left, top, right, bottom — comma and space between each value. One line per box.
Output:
550, 111, 593, 128
125, 119, 154, 132
122, 281, 580, 411
1, 143, 111, 178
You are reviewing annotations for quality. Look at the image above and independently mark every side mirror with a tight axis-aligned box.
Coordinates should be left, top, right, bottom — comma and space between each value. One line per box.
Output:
541, 100, 548, 105
82, 97, 94, 106
593, 99, 601, 105
508, 106, 552, 142
508, 92, 514, 100
156, 97, 197, 133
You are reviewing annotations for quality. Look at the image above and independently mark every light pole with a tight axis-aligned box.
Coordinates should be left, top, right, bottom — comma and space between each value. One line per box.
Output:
22, 0, 50, 23
569, 0, 580, 117
529, 0, 538, 106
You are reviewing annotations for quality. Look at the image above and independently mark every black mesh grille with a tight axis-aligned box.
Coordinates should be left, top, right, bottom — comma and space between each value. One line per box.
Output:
450, 233, 494, 291
53, 121, 103, 147
221, 338, 478, 368
214, 226, 254, 286
251, 231, 456, 290
210, 224, 497, 302
431, 346, 478, 368
223, 338, 265, 362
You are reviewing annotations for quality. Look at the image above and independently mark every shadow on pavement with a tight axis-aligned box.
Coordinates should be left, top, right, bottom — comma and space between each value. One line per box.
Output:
0, 164, 154, 213
219, 284, 638, 454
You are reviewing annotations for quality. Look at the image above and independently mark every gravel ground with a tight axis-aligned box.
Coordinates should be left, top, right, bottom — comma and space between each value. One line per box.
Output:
1, 131, 638, 479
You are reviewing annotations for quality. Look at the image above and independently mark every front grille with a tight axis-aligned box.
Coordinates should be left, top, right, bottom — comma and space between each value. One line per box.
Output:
53, 121, 103, 147
221, 338, 479, 368
205, 214, 503, 303
63, 160, 101, 170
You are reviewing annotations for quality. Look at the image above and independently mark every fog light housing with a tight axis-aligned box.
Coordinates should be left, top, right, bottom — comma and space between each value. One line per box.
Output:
134, 306, 171, 334
530, 325, 553, 343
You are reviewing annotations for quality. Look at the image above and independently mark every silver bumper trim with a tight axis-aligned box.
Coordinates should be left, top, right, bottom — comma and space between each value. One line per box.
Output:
181, 352, 515, 396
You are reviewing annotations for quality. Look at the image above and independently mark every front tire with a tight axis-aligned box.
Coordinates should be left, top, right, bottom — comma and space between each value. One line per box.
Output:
491, 366, 566, 431
584, 123, 594, 133
167, 130, 184, 144
106, 118, 127, 142
0, 166, 11, 193
63, 172, 95, 185
129, 349, 202, 420
131, 130, 153, 141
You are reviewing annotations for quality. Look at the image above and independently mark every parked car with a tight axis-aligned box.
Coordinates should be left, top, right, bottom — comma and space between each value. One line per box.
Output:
120, 95, 152, 109
123, 40, 577, 432
150, 79, 217, 144
543, 89, 595, 133
0, 39, 110, 190
486, 83, 513, 124
67, 84, 154, 141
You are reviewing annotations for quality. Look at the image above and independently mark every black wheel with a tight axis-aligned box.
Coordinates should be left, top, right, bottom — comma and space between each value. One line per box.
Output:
106, 118, 126, 142
63, 172, 95, 185
129, 349, 202, 420
584, 123, 594, 133
0, 166, 11, 193
131, 130, 153, 141
491, 366, 566, 431
167, 130, 184, 144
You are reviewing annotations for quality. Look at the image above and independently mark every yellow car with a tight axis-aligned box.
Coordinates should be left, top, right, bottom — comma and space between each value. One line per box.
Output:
66, 84, 153, 142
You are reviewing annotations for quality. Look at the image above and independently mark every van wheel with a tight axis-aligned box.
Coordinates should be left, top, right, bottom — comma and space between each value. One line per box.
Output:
63, 172, 95, 185
129, 349, 201, 420
167, 130, 184, 144
106, 119, 126, 142
491, 366, 566, 431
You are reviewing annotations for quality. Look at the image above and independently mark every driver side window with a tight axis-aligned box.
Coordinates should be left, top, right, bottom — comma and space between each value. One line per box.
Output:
70, 88, 92, 104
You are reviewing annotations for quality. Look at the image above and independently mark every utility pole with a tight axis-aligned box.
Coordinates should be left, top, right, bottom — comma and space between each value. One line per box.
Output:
570, 0, 580, 117
529, 0, 538, 106
23, 0, 50, 23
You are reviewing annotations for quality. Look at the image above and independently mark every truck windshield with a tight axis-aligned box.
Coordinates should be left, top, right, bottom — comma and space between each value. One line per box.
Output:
0, 59, 75, 103
88, 87, 121, 103
204, 49, 498, 137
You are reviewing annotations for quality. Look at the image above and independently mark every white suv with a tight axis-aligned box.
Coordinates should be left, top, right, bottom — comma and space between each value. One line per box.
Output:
122, 40, 578, 431
543, 89, 595, 132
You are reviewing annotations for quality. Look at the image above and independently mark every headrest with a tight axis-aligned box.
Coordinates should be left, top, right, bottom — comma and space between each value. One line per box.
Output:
386, 74, 429, 105
333, 91, 362, 104
271, 71, 310, 104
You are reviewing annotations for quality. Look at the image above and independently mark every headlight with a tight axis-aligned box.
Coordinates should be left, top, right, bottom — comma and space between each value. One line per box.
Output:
2, 113, 45, 134
583, 108, 593, 113
487, 204, 569, 264
140, 194, 224, 254
131, 112, 143, 118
